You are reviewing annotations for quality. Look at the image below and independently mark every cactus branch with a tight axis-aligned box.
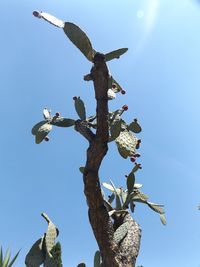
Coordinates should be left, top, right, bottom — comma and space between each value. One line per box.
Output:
74, 120, 95, 142
83, 53, 120, 266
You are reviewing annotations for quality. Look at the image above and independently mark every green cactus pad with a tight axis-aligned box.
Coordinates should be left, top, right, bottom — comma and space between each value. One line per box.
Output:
115, 130, 138, 158
31, 121, 47, 135
74, 97, 86, 120
128, 119, 142, 133
50, 242, 63, 267
146, 202, 165, 214
126, 172, 135, 195
44, 254, 57, 267
105, 48, 128, 62
25, 237, 45, 267
110, 119, 122, 139
63, 22, 94, 61
50, 117, 75, 127
94, 251, 101, 267
114, 221, 129, 244
35, 123, 52, 144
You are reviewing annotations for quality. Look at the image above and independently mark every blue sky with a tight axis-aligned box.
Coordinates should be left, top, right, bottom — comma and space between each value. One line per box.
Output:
1, 0, 200, 266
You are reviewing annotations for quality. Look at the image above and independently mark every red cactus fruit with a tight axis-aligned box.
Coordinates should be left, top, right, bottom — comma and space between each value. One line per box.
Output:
122, 105, 128, 111
33, 11, 41, 18
130, 157, 136, 163
44, 136, 49, 142
55, 112, 60, 117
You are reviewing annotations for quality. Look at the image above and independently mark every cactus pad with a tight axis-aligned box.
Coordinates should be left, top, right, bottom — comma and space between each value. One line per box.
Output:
115, 130, 138, 158
74, 97, 86, 120
94, 250, 101, 267
25, 237, 45, 267
35, 123, 52, 144
31, 121, 47, 136
44, 254, 57, 267
64, 22, 94, 61
114, 221, 129, 244
50, 117, 75, 127
105, 48, 128, 62
41, 213, 58, 256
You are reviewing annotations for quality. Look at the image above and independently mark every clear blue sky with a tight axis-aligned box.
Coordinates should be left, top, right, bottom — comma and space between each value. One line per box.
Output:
0, 0, 200, 266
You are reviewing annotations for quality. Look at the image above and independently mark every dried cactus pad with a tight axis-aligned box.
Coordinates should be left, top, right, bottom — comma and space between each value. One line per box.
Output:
115, 130, 138, 158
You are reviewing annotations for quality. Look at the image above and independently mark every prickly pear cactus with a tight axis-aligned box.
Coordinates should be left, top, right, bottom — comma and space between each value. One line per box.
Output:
25, 213, 60, 267
115, 130, 138, 158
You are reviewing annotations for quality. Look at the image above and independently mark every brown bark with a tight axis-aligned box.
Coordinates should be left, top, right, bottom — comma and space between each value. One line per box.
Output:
80, 53, 141, 267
